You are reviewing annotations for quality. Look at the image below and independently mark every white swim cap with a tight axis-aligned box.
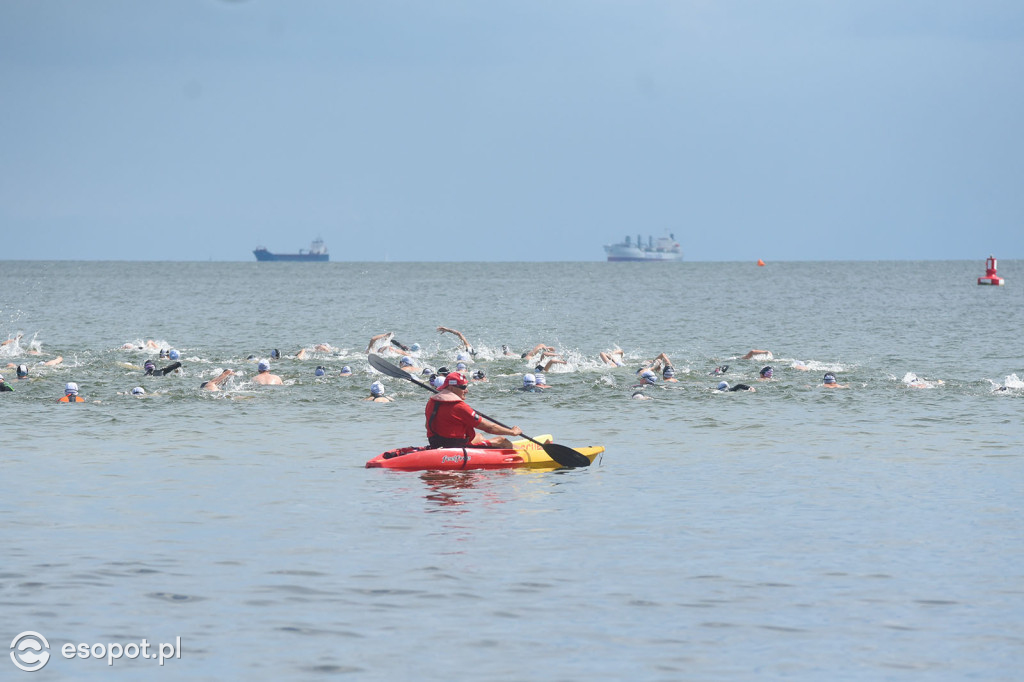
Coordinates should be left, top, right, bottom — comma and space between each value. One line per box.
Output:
340, 366, 352, 375
400, 356, 413, 366
65, 382, 79, 395
258, 361, 270, 372
523, 373, 536, 386
410, 343, 420, 352
371, 381, 385, 396
641, 370, 657, 384
131, 386, 145, 395
718, 381, 729, 391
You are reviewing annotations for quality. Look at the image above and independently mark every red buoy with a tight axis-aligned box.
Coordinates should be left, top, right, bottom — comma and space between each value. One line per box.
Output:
977, 255, 1004, 286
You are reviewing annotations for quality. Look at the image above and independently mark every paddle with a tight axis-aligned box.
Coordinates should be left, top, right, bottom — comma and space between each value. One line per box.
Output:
367, 354, 590, 468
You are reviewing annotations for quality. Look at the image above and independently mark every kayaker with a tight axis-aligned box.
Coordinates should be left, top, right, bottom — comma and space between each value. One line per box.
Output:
253, 360, 283, 385
425, 371, 522, 448
58, 382, 85, 402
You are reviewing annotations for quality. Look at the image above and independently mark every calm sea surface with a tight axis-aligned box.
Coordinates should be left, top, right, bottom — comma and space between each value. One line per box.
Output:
2, 260, 1022, 680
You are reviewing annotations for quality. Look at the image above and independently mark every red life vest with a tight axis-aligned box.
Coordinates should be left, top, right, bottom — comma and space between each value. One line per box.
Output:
425, 391, 480, 446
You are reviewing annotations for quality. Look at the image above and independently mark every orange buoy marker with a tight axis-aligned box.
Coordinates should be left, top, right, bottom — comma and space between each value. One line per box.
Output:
977, 255, 1004, 285
757, 259, 765, 267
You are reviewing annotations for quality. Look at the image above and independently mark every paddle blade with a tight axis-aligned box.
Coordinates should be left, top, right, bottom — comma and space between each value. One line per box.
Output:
542, 442, 592, 468
367, 353, 409, 379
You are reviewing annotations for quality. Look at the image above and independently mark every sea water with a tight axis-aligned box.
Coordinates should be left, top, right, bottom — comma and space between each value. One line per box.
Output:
1, 260, 1022, 680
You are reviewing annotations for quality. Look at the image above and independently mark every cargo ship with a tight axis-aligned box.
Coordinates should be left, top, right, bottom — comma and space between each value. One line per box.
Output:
604, 234, 682, 262
253, 238, 329, 262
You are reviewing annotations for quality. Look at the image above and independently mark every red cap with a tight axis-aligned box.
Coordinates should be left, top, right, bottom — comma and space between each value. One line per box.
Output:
443, 371, 468, 388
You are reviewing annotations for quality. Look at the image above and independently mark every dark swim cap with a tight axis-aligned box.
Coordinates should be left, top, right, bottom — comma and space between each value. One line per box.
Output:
437, 366, 450, 376
270, 349, 280, 359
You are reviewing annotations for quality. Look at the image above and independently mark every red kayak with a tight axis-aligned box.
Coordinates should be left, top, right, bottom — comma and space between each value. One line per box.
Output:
365, 446, 525, 471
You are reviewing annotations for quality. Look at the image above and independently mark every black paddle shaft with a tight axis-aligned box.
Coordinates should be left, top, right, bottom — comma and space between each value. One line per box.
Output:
367, 354, 590, 468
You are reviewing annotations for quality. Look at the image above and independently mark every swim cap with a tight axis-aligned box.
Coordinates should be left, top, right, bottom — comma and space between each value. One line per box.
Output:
534, 373, 546, 385
437, 366, 450, 376
523, 373, 536, 386
131, 386, 145, 395
400, 356, 413, 366
270, 349, 280, 359
641, 370, 657, 384
718, 381, 729, 391
258, 361, 270, 372
16, 364, 27, 378
340, 366, 352, 375
370, 381, 385, 396
430, 374, 445, 388
760, 366, 773, 378
663, 366, 675, 378
421, 367, 434, 376
457, 352, 468, 362
444, 371, 468, 388
65, 382, 79, 395
823, 373, 837, 385
472, 370, 485, 380
144, 360, 156, 373
0, 374, 4, 381
456, 362, 467, 371
169, 349, 180, 360
315, 366, 326, 377
410, 343, 420, 352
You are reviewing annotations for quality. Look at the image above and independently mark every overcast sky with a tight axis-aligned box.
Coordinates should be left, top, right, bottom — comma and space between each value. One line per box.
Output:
2, 0, 1022, 262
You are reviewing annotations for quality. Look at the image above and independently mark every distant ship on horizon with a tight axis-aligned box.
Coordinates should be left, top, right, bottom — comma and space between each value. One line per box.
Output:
253, 238, 329, 262
604, 234, 682, 262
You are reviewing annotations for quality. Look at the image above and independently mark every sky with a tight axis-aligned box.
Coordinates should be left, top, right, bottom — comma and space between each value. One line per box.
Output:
1, 0, 1022, 262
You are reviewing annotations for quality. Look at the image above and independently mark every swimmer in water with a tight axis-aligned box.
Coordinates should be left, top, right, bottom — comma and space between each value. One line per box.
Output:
822, 373, 848, 388
58, 382, 85, 402
519, 374, 543, 392
717, 381, 755, 393
145, 360, 182, 376
0, 374, 12, 392
253, 360, 283, 385
399, 355, 422, 374
709, 364, 729, 376
521, 343, 557, 362
741, 350, 773, 360
436, 326, 476, 356
600, 349, 625, 367
632, 369, 658, 389
200, 369, 234, 392
363, 381, 394, 402
662, 366, 679, 383
758, 366, 774, 381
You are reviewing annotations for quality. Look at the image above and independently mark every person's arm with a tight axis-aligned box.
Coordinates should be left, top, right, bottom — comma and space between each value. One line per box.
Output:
477, 417, 522, 438
210, 369, 234, 388
367, 332, 392, 353
437, 327, 471, 350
